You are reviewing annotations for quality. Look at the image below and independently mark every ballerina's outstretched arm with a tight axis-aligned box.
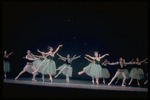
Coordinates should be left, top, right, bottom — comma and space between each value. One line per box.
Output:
8, 51, 14, 56
57, 53, 66, 61
140, 57, 148, 63
71, 55, 81, 62
37, 49, 50, 55
85, 54, 95, 60
84, 57, 95, 63
52, 44, 63, 55
108, 62, 119, 65
99, 53, 109, 60
58, 57, 66, 62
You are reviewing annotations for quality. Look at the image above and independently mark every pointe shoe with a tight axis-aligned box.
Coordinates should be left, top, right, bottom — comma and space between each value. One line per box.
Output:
103, 80, 105, 84
54, 75, 57, 78
137, 83, 140, 87
4, 75, 7, 79
128, 82, 131, 85
121, 84, 126, 86
96, 80, 99, 85
92, 80, 94, 84
32, 79, 37, 82
66, 78, 69, 83
49, 78, 53, 82
42, 77, 44, 82
15, 77, 18, 80
108, 83, 111, 86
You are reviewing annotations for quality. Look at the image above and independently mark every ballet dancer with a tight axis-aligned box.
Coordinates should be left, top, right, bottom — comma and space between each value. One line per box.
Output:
114, 59, 131, 85
32, 44, 63, 82
15, 50, 40, 81
54, 53, 81, 83
78, 51, 109, 84
107, 57, 134, 86
3, 50, 14, 79
32, 54, 47, 81
128, 57, 148, 86
101, 59, 110, 84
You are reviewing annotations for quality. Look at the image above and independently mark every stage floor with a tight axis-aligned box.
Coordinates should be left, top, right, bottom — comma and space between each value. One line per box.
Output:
3, 77, 148, 92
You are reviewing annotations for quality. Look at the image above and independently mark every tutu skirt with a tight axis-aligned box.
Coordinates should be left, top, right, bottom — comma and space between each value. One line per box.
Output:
57, 64, 73, 77
83, 63, 102, 78
3, 61, 10, 72
117, 69, 130, 79
37, 59, 56, 75
101, 68, 110, 79
129, 68, 145, 80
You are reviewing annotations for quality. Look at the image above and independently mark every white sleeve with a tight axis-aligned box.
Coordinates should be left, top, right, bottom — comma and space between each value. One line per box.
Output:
109, 62, 119, 65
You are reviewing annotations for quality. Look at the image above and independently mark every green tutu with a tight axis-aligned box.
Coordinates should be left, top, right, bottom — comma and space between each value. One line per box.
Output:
57, 64, 73, 77
117, 69, 130, 79
3, 61, 10, 72
129, 68, 145, 80
37, 59, 56, 75
83, 63, 102, 78
101, 68, 110, 79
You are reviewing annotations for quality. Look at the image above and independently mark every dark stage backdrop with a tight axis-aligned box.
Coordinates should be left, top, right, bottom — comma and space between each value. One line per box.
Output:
2, 1, 148, 81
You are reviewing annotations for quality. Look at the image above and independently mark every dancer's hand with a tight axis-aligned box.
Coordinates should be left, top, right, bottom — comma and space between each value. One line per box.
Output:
78, 55, 81, 58
59, 44, 63, 48
85, 54, 88, 56
37, 49, 40, 52
106, 53, 109, 56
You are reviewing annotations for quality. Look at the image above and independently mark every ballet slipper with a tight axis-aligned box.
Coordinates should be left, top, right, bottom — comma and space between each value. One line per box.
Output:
15, 77, 18, 80
49, 77, 53, 82
32, 78, 37, 82
96, 80, 99, 85
92, 80, 94, 84
103, 80, 105, 84
121, 84, 126, 86
108, 83, 111, 86
42, 77, 44, 82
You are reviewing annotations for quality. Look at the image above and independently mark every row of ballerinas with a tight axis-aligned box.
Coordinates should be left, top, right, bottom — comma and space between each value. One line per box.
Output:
3, 44, 148, 86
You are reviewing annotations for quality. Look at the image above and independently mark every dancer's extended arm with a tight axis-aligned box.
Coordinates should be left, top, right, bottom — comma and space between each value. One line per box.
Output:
84, 57, 95, 63
99, 53, 109, 59
52, 44, 63, 55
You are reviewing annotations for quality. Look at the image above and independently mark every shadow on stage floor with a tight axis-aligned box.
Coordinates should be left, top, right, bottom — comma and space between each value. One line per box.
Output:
2, 77, 148, 98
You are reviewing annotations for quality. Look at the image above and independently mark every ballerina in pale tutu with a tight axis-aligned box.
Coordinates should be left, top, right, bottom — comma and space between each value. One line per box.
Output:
32, 44, 63, 82
128, 57, 148, 86
78, 51, 109, 84
54, 53, 81, 83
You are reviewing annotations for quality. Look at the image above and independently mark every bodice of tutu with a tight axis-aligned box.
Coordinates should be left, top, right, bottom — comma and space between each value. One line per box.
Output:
47, 55, 54, 60
95, 60, 100, 65
40, 58, 45, 61
3, 57, 9, 61
136, 64, 141, 68
66, 58, 71, 65
117, 62, 124, 69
